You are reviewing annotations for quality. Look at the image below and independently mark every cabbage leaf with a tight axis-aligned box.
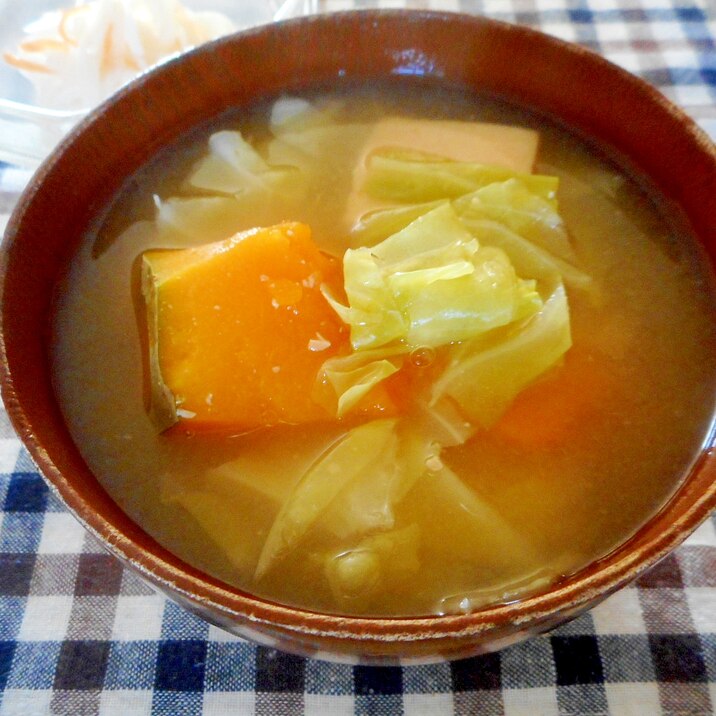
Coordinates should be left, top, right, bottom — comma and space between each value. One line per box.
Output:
324, 524, 420, 604
349, 199, 447, 247
462, 218, 593, 292
326, 204, 543, 351
363, 149, 558, 203
319, 346, 409, 418
431, 280, 572, 428
187, 129, 299, 200
255, 419, 448, 579
454, 179, 576, 263
191, 130, 269, 186
255, 419, 398, 579
153, 195, 247, 244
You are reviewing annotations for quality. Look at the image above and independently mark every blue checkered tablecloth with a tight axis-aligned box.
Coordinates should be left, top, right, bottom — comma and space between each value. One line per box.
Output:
1, 1, 715, 714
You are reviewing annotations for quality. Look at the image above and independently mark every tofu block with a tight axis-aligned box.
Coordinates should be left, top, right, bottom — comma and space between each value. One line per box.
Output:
360, 118, 539, 172
142, 222, 350, 433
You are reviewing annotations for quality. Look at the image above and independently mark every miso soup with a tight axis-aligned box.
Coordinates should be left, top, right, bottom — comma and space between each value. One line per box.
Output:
51, 81, 716, 616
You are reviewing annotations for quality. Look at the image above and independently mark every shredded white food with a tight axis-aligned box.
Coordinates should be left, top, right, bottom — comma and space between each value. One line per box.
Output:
3, 0, 236, 110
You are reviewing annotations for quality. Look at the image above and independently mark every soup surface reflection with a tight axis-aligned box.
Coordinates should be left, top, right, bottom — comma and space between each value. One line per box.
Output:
51, 82, 716, 616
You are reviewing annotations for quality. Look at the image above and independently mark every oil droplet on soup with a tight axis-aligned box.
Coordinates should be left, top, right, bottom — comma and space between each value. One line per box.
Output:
51, 82, 716, 616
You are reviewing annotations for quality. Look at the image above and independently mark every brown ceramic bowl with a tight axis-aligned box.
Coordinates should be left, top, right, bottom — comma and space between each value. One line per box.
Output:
1, 10, 715, 664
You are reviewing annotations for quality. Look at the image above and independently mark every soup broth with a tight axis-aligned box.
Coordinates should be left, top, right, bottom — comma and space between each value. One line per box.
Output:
51, 81, 716, 616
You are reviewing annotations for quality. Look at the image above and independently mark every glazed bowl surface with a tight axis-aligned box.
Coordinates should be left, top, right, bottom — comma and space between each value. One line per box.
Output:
1, 10, 715, 664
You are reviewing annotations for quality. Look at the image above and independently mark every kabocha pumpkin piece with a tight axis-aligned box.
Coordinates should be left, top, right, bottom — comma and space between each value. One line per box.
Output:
142, 222, 351, 433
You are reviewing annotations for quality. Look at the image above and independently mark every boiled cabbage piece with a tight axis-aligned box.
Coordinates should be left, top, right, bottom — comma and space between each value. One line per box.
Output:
255, 419, 399, 579
318, 345, 409, 418
350, 199, 447, 248
352, 150, 592, 295
431, 279, 573, 428
324, 203, 543, 351
187, 130, 299, 198
152, 130, 307, 235
453, 178, 576, 263
324, 524, 421, 605
461, 218, 592, 292
254, 419, 443, 579
345, 119, 539, 229
351, 199, 590, 291
363, 149, 557, 204
319, 429, 540, 607
252, 413, 537, 603
160, 426, 344, 578
153, 195, 249, 245
119, 128, 308, 259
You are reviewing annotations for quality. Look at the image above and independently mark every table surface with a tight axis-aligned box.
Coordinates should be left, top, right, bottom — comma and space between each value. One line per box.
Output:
1, 0, 715, 714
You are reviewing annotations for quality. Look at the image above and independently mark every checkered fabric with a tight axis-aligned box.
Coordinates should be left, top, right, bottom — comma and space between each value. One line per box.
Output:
0, 1, 714, 714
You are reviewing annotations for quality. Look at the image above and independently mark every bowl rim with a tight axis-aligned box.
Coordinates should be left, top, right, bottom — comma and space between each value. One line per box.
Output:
2, 8, 715, 647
